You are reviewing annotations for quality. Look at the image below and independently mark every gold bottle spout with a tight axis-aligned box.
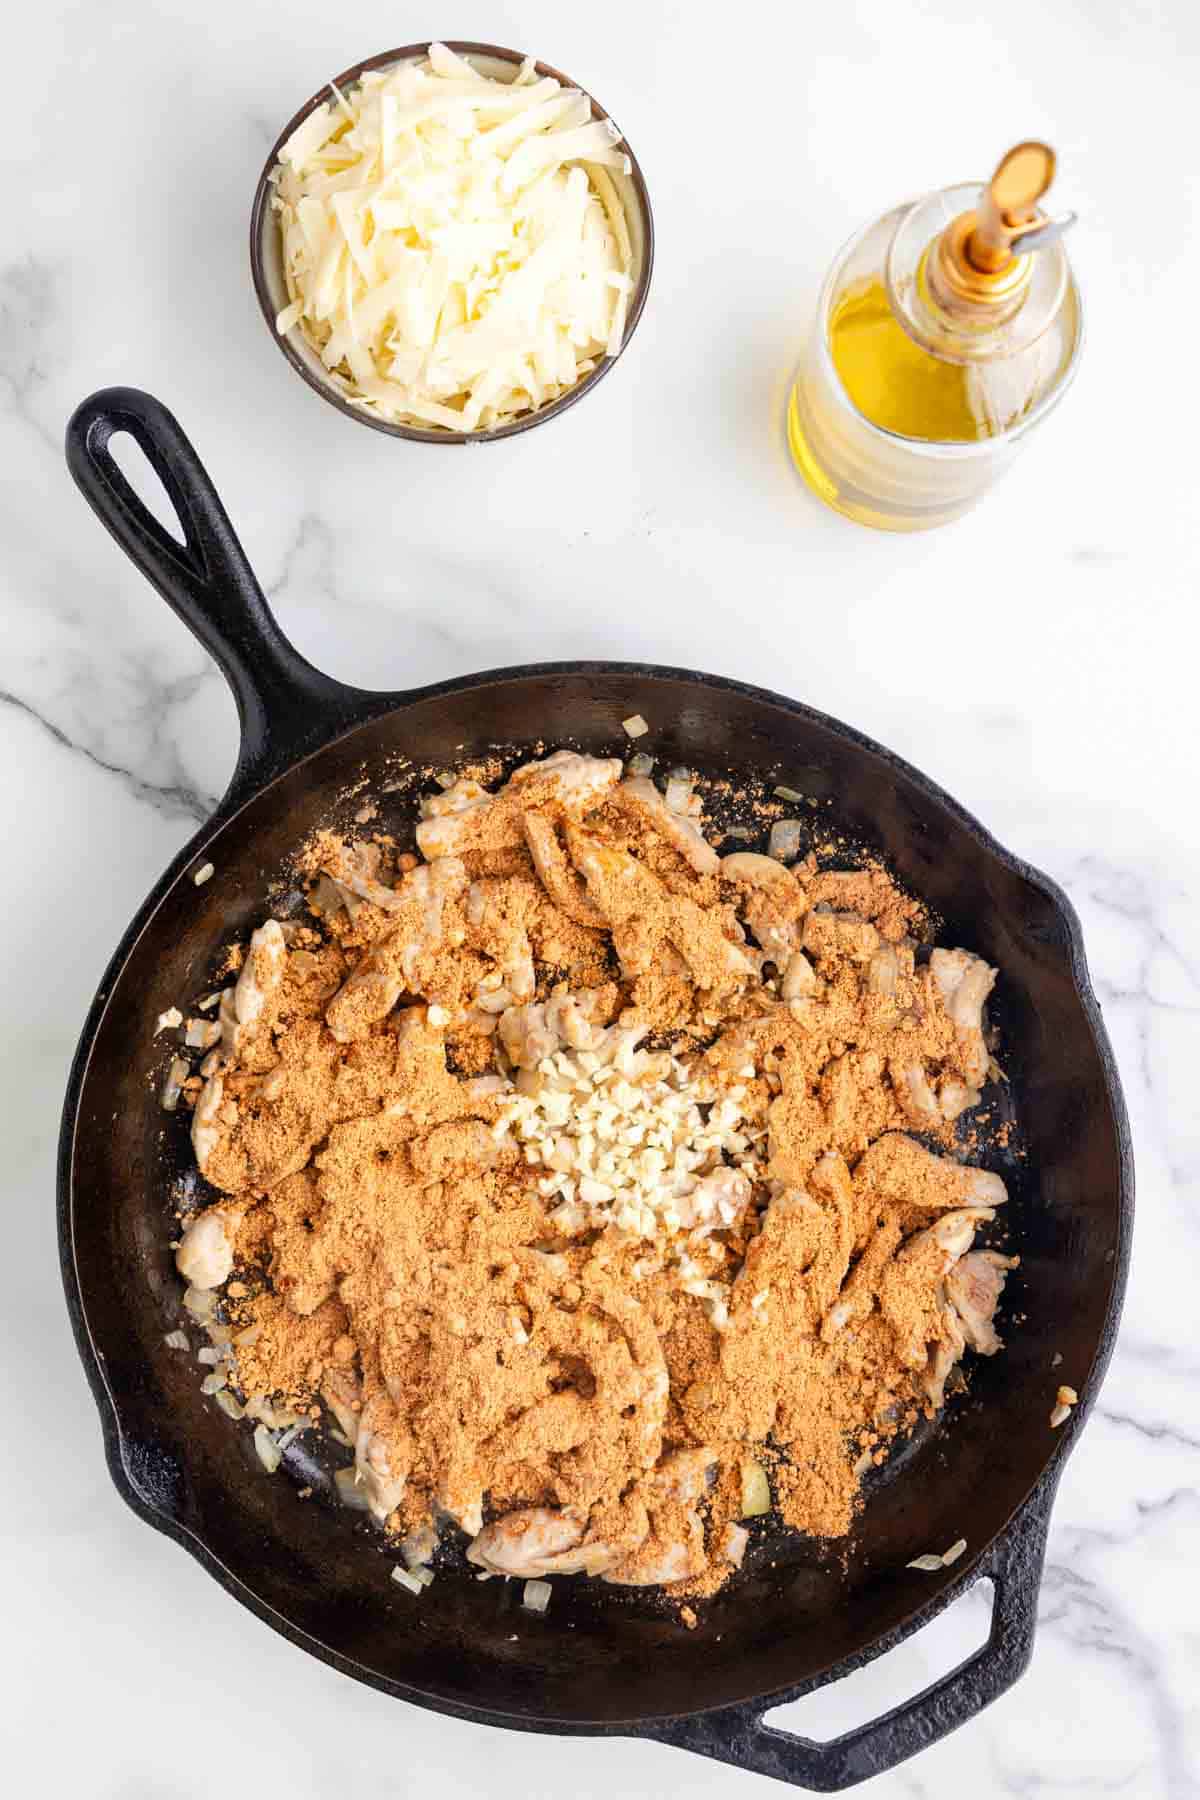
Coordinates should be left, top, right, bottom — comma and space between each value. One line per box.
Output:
929, 141, 1076, 315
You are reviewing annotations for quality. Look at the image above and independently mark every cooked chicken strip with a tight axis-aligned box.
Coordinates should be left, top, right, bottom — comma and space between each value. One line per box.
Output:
721, 851, 808, 959
889, 1058, 944, 1129
612, 775, 721, 876
508, 750, 622, 806
522, 811, 607, 927
354, 1394, 412, 1522
191, 1073, 225, 1176
325, 858, 467, 1042
603, 1449, 716, 1587
175, 1206, 238, 1289
568, 827, 752, 992
215, 920, 287, 1063
923, 1302, 967, 1409
929, 947, 996, 1089
418, 754, 620, 862
820, 1214, 904, 1341
415, 778, 495, 860
466, 1507, 622, 1577
945, 1249, 1019, 1355
854, 1133, 1008, 1211
803, 908, 881, 967
323, 840, 405, 911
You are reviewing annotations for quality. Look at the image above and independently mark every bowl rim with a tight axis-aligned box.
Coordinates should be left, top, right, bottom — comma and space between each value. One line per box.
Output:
248, 40, 656, 445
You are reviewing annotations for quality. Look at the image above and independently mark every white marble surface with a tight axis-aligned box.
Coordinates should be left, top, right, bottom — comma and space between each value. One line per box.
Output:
4, 0, 1200, 1793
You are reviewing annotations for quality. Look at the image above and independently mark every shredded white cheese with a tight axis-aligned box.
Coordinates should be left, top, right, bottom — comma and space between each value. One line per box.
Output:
271, 44, 634, 432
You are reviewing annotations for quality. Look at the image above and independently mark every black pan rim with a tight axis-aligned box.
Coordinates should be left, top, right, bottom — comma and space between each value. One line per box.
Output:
58, 657, 1135, 1734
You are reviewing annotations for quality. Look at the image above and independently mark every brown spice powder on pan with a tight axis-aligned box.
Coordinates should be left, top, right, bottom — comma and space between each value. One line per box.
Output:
175, 752, 1015, 1604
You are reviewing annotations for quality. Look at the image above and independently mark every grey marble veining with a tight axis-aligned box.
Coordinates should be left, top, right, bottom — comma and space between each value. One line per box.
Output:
3, 2, 1199, 1796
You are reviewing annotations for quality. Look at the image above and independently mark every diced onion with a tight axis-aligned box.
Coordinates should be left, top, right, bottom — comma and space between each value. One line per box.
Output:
335, 1466, 371, 1510
215, 1389, 245, 1420
768, 819, 802, 863
201, 1370, 228, 1395
411, 1565, 435, 1589
308, 873, 347, 918
622, 715, 649, 738
773, 785, 805, 803
721, 1522, 749, 1568
197, 1346, 223, 1365
907, 1553, 945, 1572
182, 1284, 216, 1321
522, 1579, 552, 1613
253, 1423, 282, 1473
941, 1538, 967, 1566
163, 1329, 189, 1351
193, 862, 215, 886
664, 773, 694, 815
740, 1459, 771, 1518
391, 1566, 424, 1596
627, 752, 655, 776
160, 1057, 190, 1112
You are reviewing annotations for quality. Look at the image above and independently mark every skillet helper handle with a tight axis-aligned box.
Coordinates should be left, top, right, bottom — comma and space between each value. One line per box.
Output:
648, 1488, 1053, 1793
65, 387, 361, 801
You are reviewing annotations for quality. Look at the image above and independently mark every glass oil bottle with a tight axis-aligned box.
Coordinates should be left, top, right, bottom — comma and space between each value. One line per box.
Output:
787, 143, 1082, 531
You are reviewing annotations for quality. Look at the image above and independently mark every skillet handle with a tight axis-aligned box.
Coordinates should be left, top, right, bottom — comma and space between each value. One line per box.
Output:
65, 387, 367, 804
646, 1485, 1054, 1794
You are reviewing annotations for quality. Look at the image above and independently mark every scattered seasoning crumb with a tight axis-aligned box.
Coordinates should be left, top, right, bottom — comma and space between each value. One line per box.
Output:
679, 1604, 699, 1630
622, 714, 649, 737
1051, 1352, 1063, 1368
1050, 1403, 1072, 1428
941, 1537, 967, 1566
1056, 1384, 1078, 1407
193, 862, 215, 886
155, 1007, 183, 1034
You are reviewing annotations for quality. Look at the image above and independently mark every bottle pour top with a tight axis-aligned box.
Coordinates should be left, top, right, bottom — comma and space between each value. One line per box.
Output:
886, 141, 1077, 365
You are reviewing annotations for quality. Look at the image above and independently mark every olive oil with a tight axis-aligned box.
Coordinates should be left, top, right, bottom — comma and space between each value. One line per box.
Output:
787, 144, 1082, 531
828, 276, 986, 442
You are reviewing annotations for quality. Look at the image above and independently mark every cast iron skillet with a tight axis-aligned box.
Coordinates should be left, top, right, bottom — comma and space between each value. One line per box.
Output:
60, 388, 1132, 1792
